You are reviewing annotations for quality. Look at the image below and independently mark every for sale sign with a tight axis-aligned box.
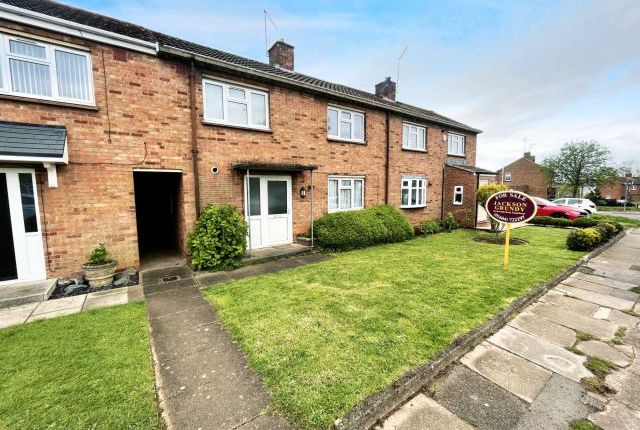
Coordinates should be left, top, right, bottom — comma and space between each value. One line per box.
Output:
486, 191, 537, 224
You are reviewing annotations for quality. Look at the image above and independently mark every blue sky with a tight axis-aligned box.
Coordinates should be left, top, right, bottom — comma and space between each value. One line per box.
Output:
67, 0, 640, 170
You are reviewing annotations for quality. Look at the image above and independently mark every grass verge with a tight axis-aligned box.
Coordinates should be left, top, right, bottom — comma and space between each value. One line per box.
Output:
204, 227, 585, 429
0, 302, 159, 429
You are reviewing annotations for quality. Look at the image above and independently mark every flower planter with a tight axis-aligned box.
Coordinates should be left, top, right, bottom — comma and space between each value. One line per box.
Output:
81, 260, 117, 288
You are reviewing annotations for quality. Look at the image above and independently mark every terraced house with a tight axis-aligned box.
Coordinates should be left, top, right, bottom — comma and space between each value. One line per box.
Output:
0, 0, 489, 285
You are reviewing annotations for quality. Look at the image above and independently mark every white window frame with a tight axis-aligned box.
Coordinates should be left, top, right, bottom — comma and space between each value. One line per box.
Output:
0, 33, 95, 105
447, 132, 466, 156
327, 106, 365, 143
453, 185, 464, 205
202, 77, 270, 130
504, 172, 512, 182
328, 176, 365, 212
402, 122, 426, 151
400, 175, 427, 208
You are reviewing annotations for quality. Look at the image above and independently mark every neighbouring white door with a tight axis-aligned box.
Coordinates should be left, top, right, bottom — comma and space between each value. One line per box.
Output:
0, 168, 46, 285
246, 175, 292, 249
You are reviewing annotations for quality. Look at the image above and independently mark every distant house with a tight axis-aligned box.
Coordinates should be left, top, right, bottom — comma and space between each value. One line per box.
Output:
600, 174, 639, 202
496, 152, 555, 198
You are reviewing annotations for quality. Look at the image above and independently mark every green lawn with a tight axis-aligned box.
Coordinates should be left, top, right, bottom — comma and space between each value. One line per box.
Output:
0, 302, 160, 430
204, 227, 585, 429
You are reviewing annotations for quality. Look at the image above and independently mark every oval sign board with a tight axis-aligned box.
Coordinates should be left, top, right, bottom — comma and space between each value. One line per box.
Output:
486, 190, 537, 224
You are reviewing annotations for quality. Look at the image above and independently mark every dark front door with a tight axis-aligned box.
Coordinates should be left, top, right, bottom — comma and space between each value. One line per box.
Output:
0, 173, 17, 282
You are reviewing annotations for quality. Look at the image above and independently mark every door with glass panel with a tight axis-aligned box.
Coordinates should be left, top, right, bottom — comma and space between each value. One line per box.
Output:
246, 175, 292, 249
0, 169, 46, 284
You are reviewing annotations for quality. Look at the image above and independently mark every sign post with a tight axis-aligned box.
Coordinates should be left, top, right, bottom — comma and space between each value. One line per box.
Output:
485, 191, 537, 269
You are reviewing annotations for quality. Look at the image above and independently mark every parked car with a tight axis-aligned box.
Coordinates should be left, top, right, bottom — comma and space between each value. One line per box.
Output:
552, 198, 598, 214
533, 197, 587, 220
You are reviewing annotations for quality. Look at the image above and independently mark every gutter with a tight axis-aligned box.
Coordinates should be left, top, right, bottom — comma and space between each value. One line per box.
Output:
188, 60, 202, 217
159, 45, 482, 135
0, 3, 158, 55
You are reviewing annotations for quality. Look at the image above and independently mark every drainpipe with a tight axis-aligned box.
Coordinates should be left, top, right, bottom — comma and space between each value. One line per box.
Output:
384, 111, 391, 204
189, 59, 202, 217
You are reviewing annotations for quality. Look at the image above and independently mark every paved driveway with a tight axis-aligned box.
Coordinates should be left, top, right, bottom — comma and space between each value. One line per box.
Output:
376, 229, 640, 430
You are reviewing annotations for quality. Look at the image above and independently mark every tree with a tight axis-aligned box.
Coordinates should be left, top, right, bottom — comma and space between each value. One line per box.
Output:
476, 183, 508, 232
542, 141, 618, 197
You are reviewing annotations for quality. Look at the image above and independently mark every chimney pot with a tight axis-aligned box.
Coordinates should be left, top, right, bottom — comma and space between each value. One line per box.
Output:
375, 77, 396, 101
268, 39, 294, 71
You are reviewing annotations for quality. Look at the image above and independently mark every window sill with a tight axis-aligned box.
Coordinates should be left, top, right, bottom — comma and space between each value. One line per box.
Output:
400, 205, 427, 209
327, 137, 366, 145
0, 93, 99, 111
202, 120, 272, 133
402, 147, 427, 153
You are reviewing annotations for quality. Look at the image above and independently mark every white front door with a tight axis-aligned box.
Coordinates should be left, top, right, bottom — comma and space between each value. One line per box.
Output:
0, 169, 46, 285
246, 175, 292, 249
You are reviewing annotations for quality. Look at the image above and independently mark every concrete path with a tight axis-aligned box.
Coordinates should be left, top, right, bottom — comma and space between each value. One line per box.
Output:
0, 285, 143, 329
144, 265, 293, 430
376, 229, 640, 430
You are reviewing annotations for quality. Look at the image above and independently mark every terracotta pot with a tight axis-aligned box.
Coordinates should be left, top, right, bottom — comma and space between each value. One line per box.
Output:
81, 260, 117, 288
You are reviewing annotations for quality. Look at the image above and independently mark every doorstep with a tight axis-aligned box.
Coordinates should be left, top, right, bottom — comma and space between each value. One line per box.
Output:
0, 278, 57, 309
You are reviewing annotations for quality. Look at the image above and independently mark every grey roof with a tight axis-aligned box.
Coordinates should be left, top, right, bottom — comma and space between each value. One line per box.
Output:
446, 163, 496, 175
0, 0, 481, 134
0, 121, 67, 158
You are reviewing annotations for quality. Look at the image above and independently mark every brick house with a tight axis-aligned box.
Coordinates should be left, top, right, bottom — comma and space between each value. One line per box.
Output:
496, 152, 555, 198
0, 0, 486, 285
600, 174, 639, 202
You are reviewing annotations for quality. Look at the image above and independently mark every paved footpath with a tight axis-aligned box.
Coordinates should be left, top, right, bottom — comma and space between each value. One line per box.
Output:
143, 265, 293, 430
377, 229, 640, 430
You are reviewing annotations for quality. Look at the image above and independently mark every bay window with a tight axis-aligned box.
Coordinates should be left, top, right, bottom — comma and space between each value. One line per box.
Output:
327, 106, 365, 143
447, 133, 465, 156
0, 34, 94, 104
401, 176, 427, 208
328, 176, 364, 212
402, 123, 426, 151
203, 78, 269, 129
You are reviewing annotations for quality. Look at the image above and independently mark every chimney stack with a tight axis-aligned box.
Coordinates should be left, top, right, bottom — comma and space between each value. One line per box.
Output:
524, 151, 535, 162
375, 77, 396, 101
268, 39, 294, 71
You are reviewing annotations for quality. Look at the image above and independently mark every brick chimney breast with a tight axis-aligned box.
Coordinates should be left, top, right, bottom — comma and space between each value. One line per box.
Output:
268, 39, 294, 71
524, 151, 535, 162
375, 77, 396, 101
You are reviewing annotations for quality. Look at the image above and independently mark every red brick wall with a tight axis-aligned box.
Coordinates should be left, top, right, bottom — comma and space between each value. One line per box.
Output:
0, 20, 478, 278
443, 166, 478, 228
497, 158, 548, 197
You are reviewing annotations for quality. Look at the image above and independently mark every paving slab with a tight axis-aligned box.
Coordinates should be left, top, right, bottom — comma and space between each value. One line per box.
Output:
83, 290, 128, 311
561, 286, 635, 311
515, 374, 594, 430
570, 272, 637, 291
509, 312, 576, 347
589, 400, 640, 430
461, 341, 552, 402
488, 326, 592, 382
576, 340, 631, 367
528, 302, 619, 339
541, 291, 599, 315
377, 394, 473, 430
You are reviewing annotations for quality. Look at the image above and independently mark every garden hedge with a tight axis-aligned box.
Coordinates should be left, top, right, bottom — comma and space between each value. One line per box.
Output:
314, 204, 414, 251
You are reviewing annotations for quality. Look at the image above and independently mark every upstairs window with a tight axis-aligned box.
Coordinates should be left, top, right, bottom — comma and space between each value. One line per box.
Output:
402, 123, 426, 151
453, 185, 464, 205
203, 78, 269, 129
447, 133, 465, 156
401, 176, 427, 208
0, 34, 94, 104
328, 176, 364, 212
327, 106, 365, 143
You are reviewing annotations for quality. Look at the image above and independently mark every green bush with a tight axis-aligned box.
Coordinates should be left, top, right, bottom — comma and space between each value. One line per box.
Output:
187, 204, 248, 270
314, 205, 414, 251
571, 217, 600, 228
567, 228, 602, 251
419, 220, 442, 235
88, 243, 112, 265
441, 212, 460, 232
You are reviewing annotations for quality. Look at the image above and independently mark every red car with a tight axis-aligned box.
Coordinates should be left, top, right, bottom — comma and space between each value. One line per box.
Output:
533, 197, 587, 220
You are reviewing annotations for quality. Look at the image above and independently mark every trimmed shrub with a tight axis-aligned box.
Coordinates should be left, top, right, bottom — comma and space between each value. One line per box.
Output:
419, 220, 442, 235
187, 204, 248, 270
567, 228, 602, 251
441, 212, 460, 232
571, 217, 600, 228
314, 204, 414, 251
